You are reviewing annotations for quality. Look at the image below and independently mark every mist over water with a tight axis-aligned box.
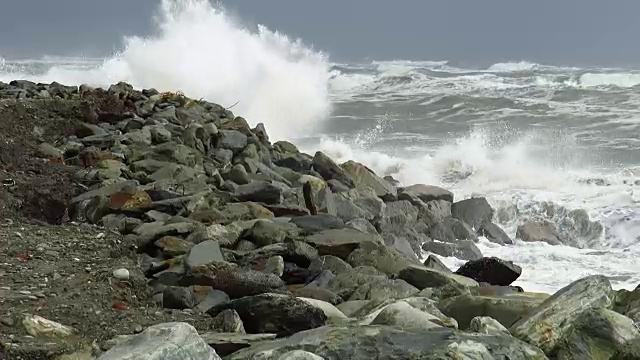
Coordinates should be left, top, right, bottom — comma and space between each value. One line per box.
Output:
2, 0, 640, 293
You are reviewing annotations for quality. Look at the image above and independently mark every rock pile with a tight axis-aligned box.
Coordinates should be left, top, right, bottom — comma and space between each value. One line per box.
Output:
1, 80, 639, 359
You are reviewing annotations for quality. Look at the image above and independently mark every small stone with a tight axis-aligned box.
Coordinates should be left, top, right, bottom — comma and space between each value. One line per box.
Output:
113, 268, 130, 280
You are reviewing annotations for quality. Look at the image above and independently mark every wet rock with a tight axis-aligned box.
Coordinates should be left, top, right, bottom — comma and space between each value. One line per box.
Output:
454, 257, 522, 286
516, 221, 562, 245
451, 197, 494, 230
98, 322, 221, 360
208, 293, 327, 337
211, 309, 246, 333
398, 184, 454, 203
340, 160, 397, 200
477, 221, 513, 245
428, 216, 478, 243
311, 151, 355, 188
421, 239, 483, 261
510, 275, 614, 354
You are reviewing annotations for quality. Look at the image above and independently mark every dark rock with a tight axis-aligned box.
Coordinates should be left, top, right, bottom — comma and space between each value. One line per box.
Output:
263, 203, 310, 217
422, 240, 483, 261
207, 293, 327, 337
454, 257, 522, 286
451, 197, 494, 230
291, 214, 345, 233
162, 286, 195, 309
398, 184, 454, 203
308, 255, 353, 275
312, 152, 355, 188
234, 181, 284, 204
182, 262, 287, 299
478, 221, 513, 245
199, 333, 277, 358
282, 262, 320, 284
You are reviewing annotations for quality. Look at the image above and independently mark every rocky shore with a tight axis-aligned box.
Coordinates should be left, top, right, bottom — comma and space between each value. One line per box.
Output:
0, 80, 639, 359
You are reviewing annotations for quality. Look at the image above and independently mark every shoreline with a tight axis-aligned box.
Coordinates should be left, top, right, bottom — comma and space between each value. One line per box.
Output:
0, 79, 638, 359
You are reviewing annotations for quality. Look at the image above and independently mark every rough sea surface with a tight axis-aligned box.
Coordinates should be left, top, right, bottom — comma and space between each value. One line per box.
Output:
1, 0, 639, 293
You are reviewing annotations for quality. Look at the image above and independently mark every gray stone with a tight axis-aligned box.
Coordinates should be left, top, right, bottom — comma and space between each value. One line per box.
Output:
346, 240, 413, 276
211, 309, 246, 333
195, 289, 230, 313
162, 286, 195, 309
422, 240, 483, 261
370, 301, 443, 331
345, 218, 378, 235
383, 234, 419, 261
377, 200, 418, 234
398, 184, 454, 203
423, 254, 452, 273
225, 325, 546, 360
264, 256, 285, 277
218, 130, 248, 152
122, 127, 153, 146
148, 125, 172, 144
417, 200, 452, 227
226, 164, 251, 185
36, 142, 63, 158
308, 255, 352, 275
396, 264, 479, 290
510, 275, 615, 354
428, 217, 478, 243
478, 221, 514, 245
554, 307, 640, 359
244, 220, 296, 247
298, 297, 349, 321
235, 181, 284, 204
208, 293, 327, 337
185, 240, 224, 269
97, 322, 221, 360
305, 229, 384, 260
291, 214, 345, 233
340, 160, 397, 201
199, 333, 277, 358
349, 277, 419, 302
275, 350, 325, 360
516, 221, 562, 245
451, 197, 495, 230
469, 316, 511, 336
312, 152, 355, 188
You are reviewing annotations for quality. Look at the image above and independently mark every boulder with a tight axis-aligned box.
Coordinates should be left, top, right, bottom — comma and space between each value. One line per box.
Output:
208, 293, 327, 337
346, 240, 413, 276
516, 221, 562, 245
311, 152, 355, 188
217, 130, 248, 152
308, 255, 353, 275
291, 214, 345, 233
376, 200, 418, 234
243, 220, 298, 247
422, 239, 483, 261
396, 264, 479, 290
185, 240, 224, 269
210, 309, 246, 333
340, 160, 397, 200
97, 322, 221, 360
398, 184, 454, 203
199, 333, 277, 358
423, 254, 452, 273
181, 262, 287, 299
510, 275, 615, 354
437, 292, 547, 330
454, 257, 522, 286
451, 197, 494, 230
234, 181, 284, 204
225, 325, 546, 360
369, 301, 443, 331
304, 229, 383, 259
477, 221, 513, 245
554, 307, 640, 359
348, 277, 419, 302
469, 316, 511, 336
297, 297, 349, 321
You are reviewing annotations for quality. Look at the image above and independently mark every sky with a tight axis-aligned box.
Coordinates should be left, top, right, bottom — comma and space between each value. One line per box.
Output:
1, 0, 640, 66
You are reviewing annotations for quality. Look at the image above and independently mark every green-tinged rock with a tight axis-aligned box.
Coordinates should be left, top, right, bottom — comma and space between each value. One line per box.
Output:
225, 325, 547, 360
340, 160, 397, 201
509, 275, 615, 355
396, 264, 479, 290
554, 307, 640, 360
346, 240, 413, 276
437, 293, 546, 330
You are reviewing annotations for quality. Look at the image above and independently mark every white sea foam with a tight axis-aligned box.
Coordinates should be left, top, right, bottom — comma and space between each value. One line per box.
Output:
0, 0, 331, 140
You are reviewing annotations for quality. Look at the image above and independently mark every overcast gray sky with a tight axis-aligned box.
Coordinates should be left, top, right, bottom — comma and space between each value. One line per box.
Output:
1, 0, 640, 66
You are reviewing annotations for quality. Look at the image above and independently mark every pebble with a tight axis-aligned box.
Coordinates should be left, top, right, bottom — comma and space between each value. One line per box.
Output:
113, 268, 130, 280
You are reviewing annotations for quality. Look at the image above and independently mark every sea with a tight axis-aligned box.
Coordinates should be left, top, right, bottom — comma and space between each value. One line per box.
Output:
1, 0, 639, 294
